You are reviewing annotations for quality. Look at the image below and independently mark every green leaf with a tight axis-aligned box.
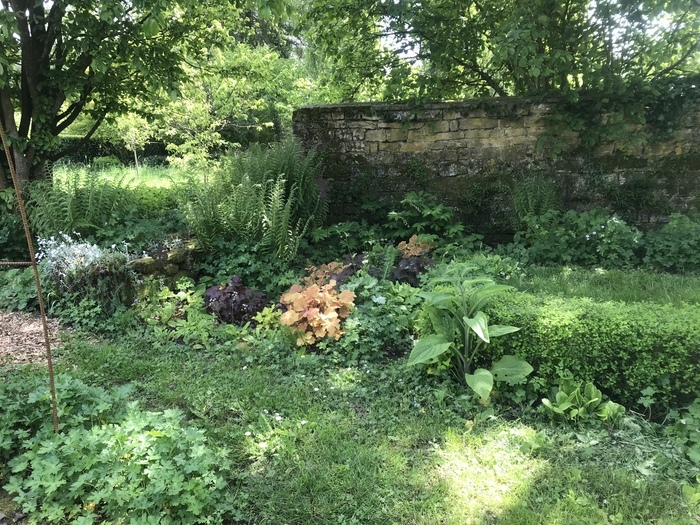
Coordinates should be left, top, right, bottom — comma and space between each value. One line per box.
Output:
142, 18, 160, 37
488, 325, 520, 338
464, 311, 489, 343
490, 355, 533, 383
469, 284, 513, 313
427, 307, 454, 341
407, 335, 452, 366
465, 369, 494, 401
417, 291, 453, 308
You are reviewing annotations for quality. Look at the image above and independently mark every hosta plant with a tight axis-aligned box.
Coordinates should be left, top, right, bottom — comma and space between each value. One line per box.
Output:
279, 281, 355, 346
541, 378, 626, 428
407, 262, 529, 393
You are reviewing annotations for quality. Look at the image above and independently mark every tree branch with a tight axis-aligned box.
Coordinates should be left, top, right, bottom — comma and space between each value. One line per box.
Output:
49, 111, 107, 162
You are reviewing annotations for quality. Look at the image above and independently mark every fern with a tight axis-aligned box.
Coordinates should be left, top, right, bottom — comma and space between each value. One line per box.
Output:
513, 175, 561, 223
28, 169, 132, 238
183, 140, 325, 258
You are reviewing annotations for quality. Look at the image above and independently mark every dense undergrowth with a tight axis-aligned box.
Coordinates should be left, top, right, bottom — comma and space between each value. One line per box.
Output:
1, 147, 700, 524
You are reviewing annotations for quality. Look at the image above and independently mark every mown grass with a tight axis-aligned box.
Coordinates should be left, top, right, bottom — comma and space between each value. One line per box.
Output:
519, 266, 700, 306
52, 163, 189, 189
43, 332, 698, 525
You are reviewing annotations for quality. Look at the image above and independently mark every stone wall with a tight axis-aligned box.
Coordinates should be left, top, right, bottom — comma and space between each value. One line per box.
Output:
293, 98, 700, 230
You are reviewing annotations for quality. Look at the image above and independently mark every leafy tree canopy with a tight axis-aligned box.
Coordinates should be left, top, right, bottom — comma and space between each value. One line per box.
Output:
0, 0, 290, 186
306, 0, 700, 101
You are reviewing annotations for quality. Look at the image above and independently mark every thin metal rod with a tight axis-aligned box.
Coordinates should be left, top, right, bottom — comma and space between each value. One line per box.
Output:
0, 123, 60, 434
0, 261, 33, 266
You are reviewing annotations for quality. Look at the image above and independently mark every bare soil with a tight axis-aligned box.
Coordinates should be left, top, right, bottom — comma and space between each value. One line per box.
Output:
0, 310, 62, 366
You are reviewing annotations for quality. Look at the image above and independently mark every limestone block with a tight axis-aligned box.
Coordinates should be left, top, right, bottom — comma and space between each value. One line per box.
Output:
523, 116, 544, 127
339, 141, 364, 153
436, 150, 460, 162
462, 109, 488, 118
366, 142, 379, 153
132, 257, 158, 275
400, 142, 428, 153
335, 129, 364, 142
378, 142, 402, 152
378, 122, 404, 129
464, 117, 500, 129
364, 129, 387, 142
462, 129, 493, 140
433, 131, 467, 141
408, 130, 436, 142
409, 121, 449, 134
443, 110, 463, 120
417, 109, 442, 120
386, 128, 409, 142
502, 127, 528, 138
449, 120, 459, 131
348, 121, 377, 129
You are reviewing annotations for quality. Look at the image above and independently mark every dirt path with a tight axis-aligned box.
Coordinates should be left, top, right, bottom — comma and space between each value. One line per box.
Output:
0, 310, 63, 366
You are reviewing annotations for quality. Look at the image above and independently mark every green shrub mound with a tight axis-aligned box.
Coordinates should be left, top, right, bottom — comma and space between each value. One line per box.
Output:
1, 373, 231, 524
486, 292, 700, 409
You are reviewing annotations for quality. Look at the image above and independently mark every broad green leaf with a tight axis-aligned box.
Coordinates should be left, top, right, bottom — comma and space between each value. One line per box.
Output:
464, 311, 489, 342
490, 355, 533, 383
465, 369, 493, 401
407, 335, 452, 366
142, 18, 160, 37
461, 277, 494, 288
427, 307, 454, 341
542, 398, 573, 414
417, 291, 452, 308
583, 383, 602, 404
469, 284, 513, 313
489, 325, 520, 338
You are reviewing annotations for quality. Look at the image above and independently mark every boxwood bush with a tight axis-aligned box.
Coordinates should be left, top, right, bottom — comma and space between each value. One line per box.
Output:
485, 292, 700, 409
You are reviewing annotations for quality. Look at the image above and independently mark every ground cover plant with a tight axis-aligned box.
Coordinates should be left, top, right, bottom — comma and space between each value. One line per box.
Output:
1, 162, 700, 524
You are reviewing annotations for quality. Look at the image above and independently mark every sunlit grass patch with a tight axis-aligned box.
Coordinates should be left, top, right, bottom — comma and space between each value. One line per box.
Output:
521, 266, 700, 305
436, 424, 548, 524
53, 163, 189, 189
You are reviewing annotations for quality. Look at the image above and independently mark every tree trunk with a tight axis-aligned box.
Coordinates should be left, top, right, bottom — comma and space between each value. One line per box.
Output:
0, 162, 8, 190
12, 151, 33, 191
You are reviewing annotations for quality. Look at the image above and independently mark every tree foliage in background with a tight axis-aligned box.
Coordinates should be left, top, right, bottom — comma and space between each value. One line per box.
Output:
0, 0, 294, 187
306, 0, 700, 101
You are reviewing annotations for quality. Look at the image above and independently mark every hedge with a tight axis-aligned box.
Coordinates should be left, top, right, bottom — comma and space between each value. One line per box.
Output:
485, 292, 700, 409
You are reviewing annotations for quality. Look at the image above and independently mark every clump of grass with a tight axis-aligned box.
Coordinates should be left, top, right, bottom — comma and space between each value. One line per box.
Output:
520, 267, 700, 305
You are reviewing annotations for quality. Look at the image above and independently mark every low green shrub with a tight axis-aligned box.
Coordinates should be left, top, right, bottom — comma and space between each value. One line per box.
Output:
384, 191, 468, 244
1, 373, 230, 524
515, 208, 641, 268
666, 397, 700, 467
318, 272, 422, 361
0, 268, 40, 312
486, 292, 700, 409
197, 239, 301, 298
644, 214, 700, 273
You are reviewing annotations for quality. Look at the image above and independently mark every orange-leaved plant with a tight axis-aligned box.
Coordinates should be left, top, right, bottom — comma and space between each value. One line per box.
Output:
279, 281, 355, 346
303, 261, 349, 286
397, 235, 434, 258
